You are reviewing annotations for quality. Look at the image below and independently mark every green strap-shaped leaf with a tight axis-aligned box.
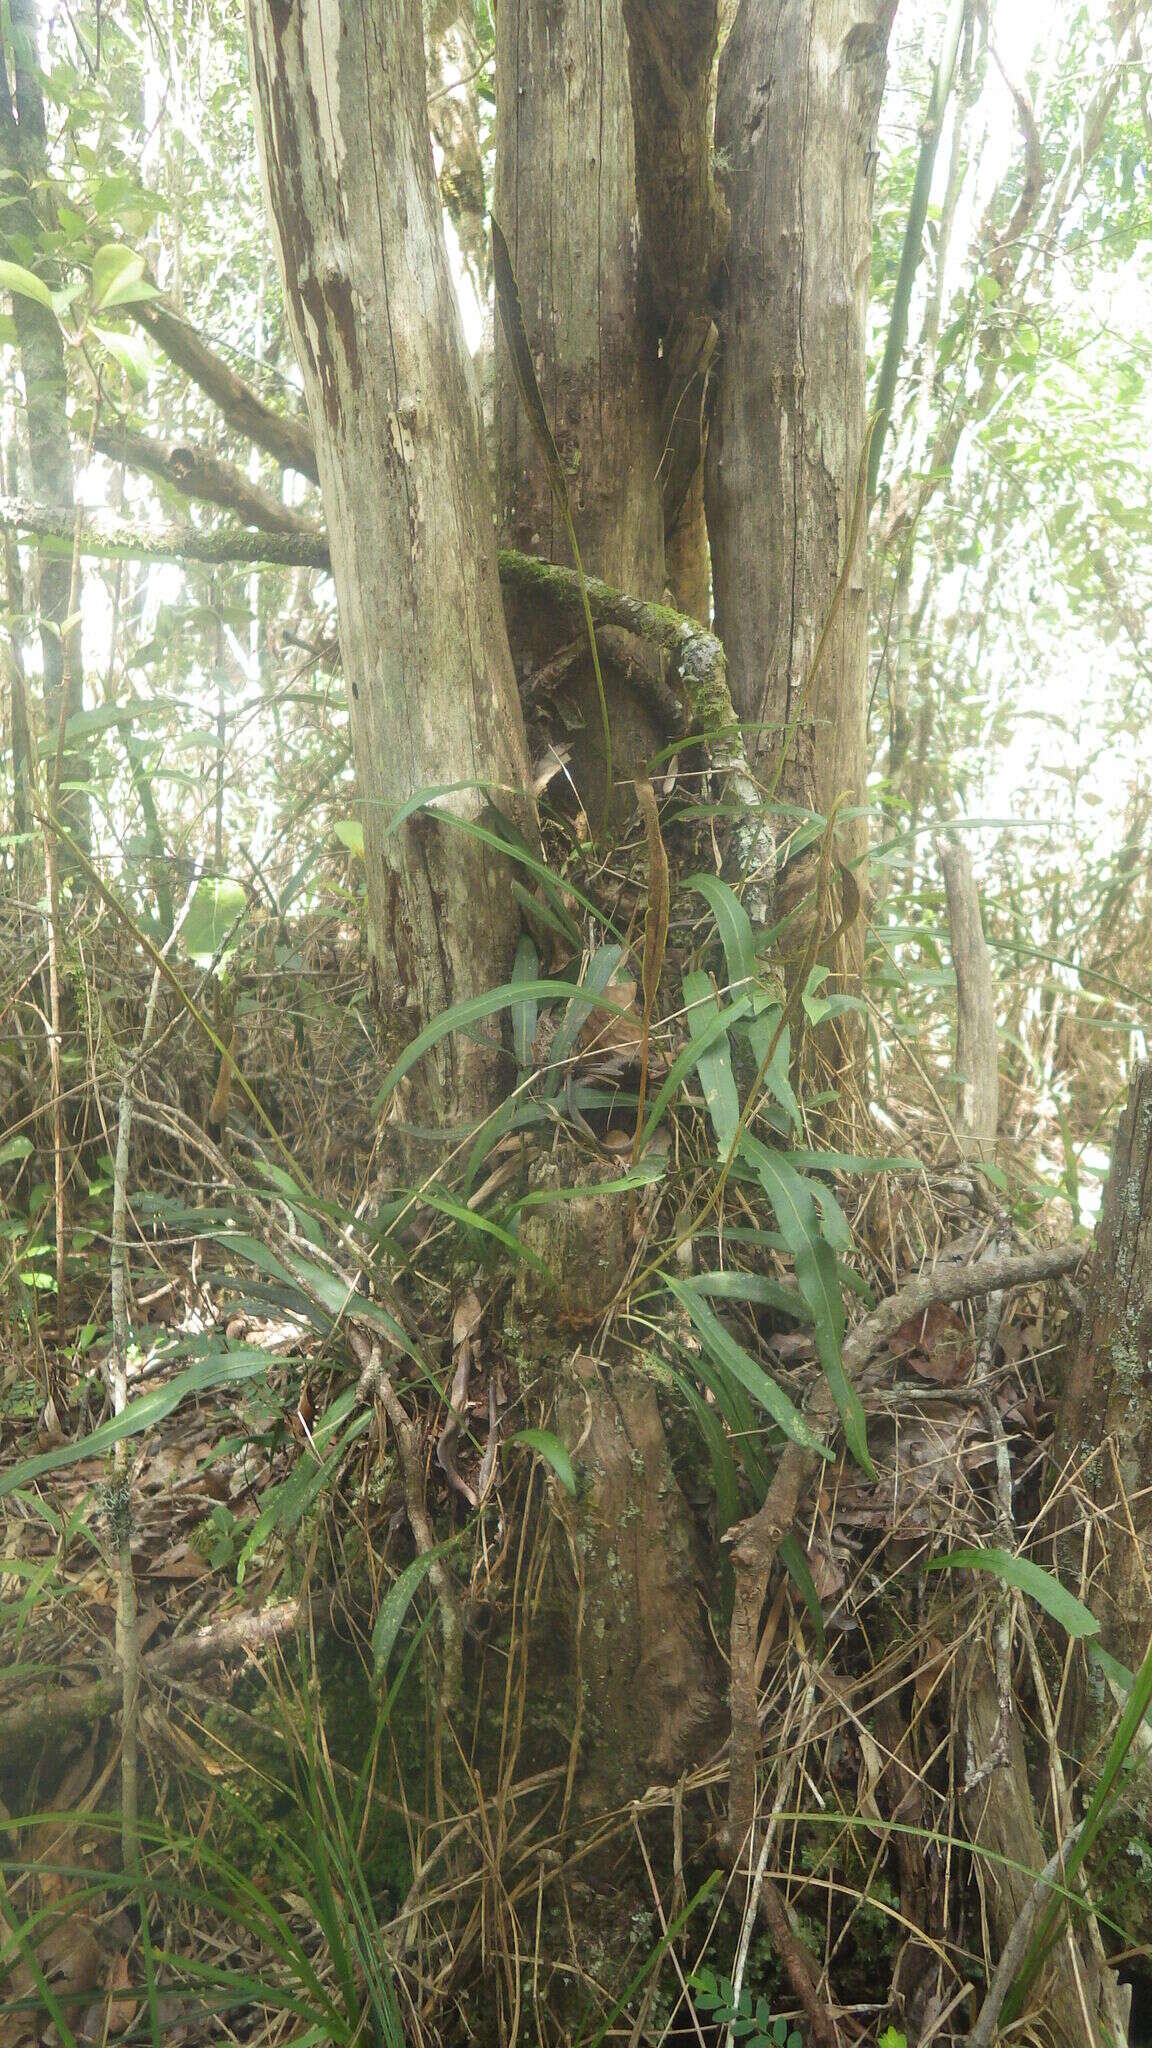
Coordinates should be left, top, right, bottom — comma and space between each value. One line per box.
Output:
682, 969, 740, 1156
0, 1345, 283, 1501
665, 1273, 830, 1456
925, 1547, 1099, 1638
741, 1135, 874, 1476
778, 1530, 827, 1654
371, 976, 586, 1110
511, 1427, 577, 1496
640, 992, 750, 1151
511, 934, 539, 1068
372, 1536, 463, 1680
491, 220, 570, 510
689, 1267, 810, 1322
550, 943, 624, 1069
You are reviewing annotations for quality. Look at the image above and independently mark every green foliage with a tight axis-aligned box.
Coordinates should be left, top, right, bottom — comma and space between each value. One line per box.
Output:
689, 1968, 802, 2047
925, 1547, 1100, 1639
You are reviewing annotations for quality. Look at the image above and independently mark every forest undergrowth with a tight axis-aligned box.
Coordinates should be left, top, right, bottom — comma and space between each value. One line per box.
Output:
3, 772, 1150, 2048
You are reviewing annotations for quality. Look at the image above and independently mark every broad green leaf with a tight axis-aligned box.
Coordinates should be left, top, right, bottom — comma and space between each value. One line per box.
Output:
90, 322, 152, 387
91, 242, 154, 310
682, 969, 740, 1155
0, 259, 54, 311
333, 819, 364, 858
925, 1548, 1099, 1637
0, 1136, 33, 1166
688, 873, 758, 998
512, 1427, 577, 1495
182, 876, 247, 961
665, 1272, 829, 1455
741, 1135, 873, 1475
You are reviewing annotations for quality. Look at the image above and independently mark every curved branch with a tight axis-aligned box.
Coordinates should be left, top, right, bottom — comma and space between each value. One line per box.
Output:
95, 424, 318, 536
131, 294, 319, 482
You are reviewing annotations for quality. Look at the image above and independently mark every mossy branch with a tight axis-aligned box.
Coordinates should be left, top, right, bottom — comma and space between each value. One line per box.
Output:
3, 494, 775, 906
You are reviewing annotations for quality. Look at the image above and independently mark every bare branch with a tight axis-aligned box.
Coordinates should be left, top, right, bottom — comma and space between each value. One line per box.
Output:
131, 293, 319, 482
95, 423, 319, 536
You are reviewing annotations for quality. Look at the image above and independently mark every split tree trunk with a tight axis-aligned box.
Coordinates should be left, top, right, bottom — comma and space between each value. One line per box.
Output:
494, 0, 668, 827
246, 0, 533, 1125
706, 0, 893, 963
494, 4, 721, 1820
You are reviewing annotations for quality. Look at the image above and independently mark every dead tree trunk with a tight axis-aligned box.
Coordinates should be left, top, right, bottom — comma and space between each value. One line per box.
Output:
246, 0, 534, 1125
494, 0, 668, 826
494, 0, 664, 603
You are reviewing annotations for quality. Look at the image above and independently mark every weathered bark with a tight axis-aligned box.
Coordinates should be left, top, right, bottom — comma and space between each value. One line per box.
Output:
0, 0, 88, 844
621, 0, 724, 620
961, 1658, 1104, 2048
494, 0, 668, 827
621, 0, 723, 333
246, 0, 534, 1123
516, 1149, 721, 1805
93, 424, 315, 537
938, 835, 1000, 1159
494, 0, 663, 602
705, 0, 893, 947
1058, 1062, 1152, 1671
494, 0, 723, 1843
